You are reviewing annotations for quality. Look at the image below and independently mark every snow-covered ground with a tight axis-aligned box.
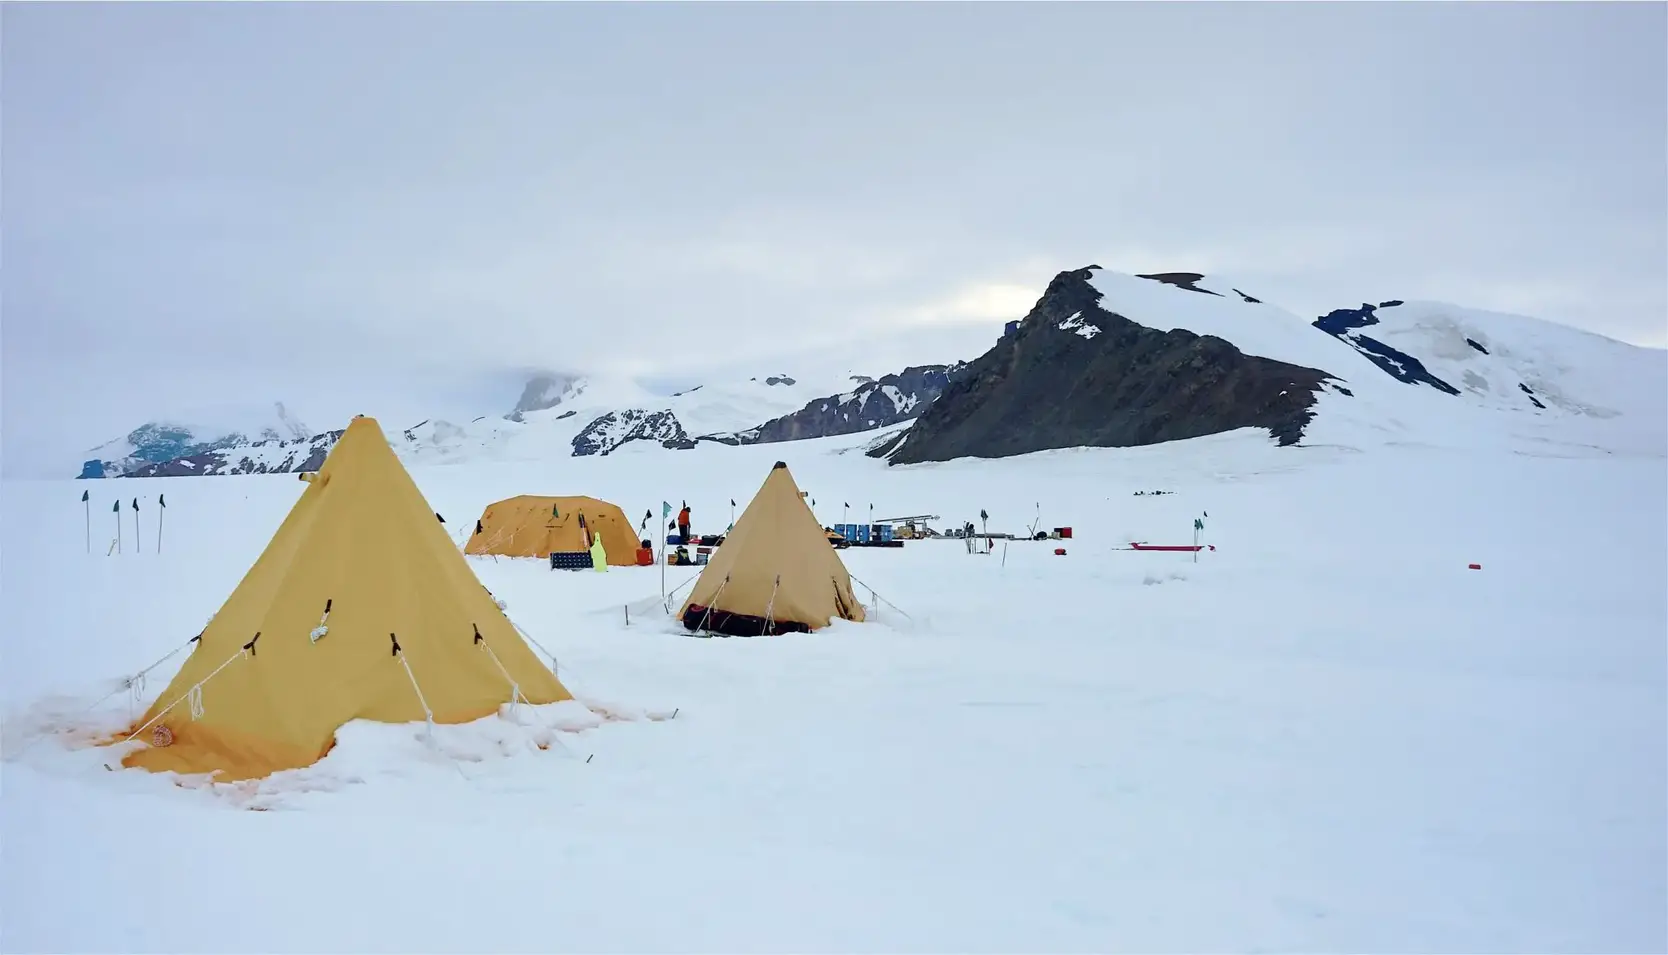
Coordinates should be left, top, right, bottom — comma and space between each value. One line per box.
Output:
3, 412, 1663, 952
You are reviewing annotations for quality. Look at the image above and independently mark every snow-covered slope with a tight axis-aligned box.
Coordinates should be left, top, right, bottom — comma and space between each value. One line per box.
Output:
4, 424, 1663, 951
1089, 269, 1367, 377
322, 367, 960, 469
399, 371, 860, 463
1314, 299, 1667, 420
506, 372, 586, 421
77, 402, 312, 478
123, 429, 342, 478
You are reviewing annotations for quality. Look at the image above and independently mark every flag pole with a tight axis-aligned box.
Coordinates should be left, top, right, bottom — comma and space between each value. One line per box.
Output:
659, 501, 670, 613
114, 500, 122, 555
132, 498, 141, 554
157, 494, 166, 554
82, 491, 90, 554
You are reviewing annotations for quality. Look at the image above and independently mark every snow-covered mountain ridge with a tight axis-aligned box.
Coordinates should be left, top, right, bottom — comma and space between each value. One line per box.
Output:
76, 402, 312, 478
879, 266, 1664, 465
77, 266, 1665, 476
83, 362, 964, 477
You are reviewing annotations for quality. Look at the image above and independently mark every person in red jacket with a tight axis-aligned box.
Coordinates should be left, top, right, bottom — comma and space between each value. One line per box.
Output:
677, 504, 691, 543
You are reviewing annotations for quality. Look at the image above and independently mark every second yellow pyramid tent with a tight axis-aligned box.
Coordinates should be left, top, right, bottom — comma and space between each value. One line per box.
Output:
113, 415, 574, 781
678, 461, 865, 636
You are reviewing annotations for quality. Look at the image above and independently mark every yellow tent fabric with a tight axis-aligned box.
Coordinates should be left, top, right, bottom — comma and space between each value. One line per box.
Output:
678, 461, 866, 636
115, 416, 573, 781
465, 495, 638, 565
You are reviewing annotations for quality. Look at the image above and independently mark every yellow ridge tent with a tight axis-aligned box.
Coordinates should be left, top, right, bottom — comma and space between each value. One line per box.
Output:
466, 495, 638, 565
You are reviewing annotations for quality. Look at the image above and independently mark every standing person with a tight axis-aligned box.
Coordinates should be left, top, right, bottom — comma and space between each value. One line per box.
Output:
677, 503, 691, 543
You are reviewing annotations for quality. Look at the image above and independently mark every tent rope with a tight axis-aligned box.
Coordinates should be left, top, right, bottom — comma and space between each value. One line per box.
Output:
122, 644, 251, 744
7, 633, 202, 760
504, 614, 559, 676
472, 630, 581, 759
763, 574, 781, 635
847, 572, 913, 620
695, 575, 731, 634
387, 634, 477, 782
390, 634, 437, 741
473, 624, 522, 716
663, 573, 700, 611
309, 599, 333, 643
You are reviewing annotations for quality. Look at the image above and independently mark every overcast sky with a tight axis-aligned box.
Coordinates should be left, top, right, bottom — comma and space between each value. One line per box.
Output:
4, 1, 1664, 475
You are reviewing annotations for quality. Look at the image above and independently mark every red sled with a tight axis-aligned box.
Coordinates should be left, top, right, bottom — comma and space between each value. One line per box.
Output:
1129, 542, 1215, 552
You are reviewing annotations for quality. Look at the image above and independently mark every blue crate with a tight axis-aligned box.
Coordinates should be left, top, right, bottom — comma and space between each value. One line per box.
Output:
857, 525, 871, 544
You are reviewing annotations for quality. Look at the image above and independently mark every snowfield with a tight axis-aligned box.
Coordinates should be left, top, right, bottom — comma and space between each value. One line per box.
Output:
3, 411, 1664, 951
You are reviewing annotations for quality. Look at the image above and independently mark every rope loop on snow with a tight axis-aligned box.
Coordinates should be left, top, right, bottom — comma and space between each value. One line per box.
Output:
123, 645, 250, 744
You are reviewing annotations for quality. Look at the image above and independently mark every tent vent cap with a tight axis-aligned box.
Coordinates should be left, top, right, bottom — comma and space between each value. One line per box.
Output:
772, 461, 787, 469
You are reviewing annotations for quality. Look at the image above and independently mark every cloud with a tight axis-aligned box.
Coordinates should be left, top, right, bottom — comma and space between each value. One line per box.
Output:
896, 282, 1047, 326
3, 1, 1664, 476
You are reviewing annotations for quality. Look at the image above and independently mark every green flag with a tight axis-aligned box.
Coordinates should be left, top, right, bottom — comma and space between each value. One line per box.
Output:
1194, 518, 1204, 531
112, 500, 119, 513
81, 490, 89, 502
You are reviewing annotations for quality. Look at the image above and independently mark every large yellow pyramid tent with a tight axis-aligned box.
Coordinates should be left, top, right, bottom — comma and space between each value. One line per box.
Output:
466, 495, 639, 564
114, 416, 574, 780
678, 461, 865, 636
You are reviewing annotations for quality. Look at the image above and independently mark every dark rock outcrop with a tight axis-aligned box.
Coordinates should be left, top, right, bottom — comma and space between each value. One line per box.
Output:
710, 364, 964, 447
121, 429, 344, 477
571, 409, 693, 456
877, 267, 1337, 465
1137, 272, 1223, 297
1312, 303, 1462, 396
